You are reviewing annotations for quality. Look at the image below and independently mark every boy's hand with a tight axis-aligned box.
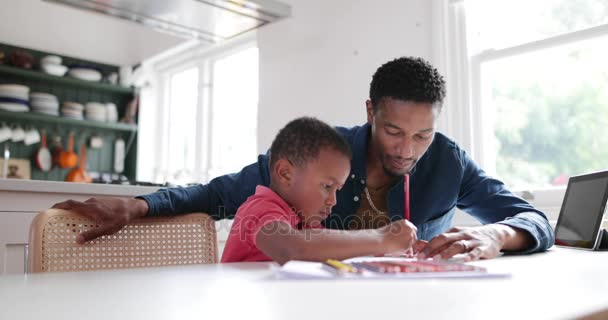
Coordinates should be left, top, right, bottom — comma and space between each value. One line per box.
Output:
378, 219, 418, 253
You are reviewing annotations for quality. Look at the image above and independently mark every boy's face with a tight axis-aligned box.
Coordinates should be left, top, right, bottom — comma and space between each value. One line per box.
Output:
288, 147, 351, 227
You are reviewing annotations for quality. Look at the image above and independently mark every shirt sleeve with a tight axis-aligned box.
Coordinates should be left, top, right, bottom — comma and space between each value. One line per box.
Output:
137, 155, 271, 220
456, 148, 555, 253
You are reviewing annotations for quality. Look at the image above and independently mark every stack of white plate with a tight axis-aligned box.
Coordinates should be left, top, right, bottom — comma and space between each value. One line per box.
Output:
85, 102, 106, 121
0, 84, 29, 112
40, 55, 68, 77
61, 101, 84, 120
30, 92, 59, 116
68, 67, 102, 82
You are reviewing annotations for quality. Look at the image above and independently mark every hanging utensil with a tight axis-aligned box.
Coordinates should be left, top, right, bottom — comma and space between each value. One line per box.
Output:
50, 135, 63, 169
10, 125, 25, 143
2, 143, 9, 179
58, 132, 78, 169
0, 122, 12, 143
114, 137, 125, 173
23, 126, 41, 146
89, 135, 103, 149
66, 143, 92, 183
34, 131, 52, 172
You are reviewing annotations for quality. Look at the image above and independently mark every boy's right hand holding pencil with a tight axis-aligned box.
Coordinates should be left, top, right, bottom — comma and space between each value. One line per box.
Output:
377, 219, 418, 254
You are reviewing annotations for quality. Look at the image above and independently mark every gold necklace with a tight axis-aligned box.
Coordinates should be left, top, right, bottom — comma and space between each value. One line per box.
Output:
363, 187, 386, 215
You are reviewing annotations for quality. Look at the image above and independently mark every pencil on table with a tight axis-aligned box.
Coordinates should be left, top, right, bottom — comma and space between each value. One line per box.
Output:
323, 259, 359, 274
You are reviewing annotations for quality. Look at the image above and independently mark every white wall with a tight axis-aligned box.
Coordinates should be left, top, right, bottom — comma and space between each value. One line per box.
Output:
0, 0, 185, 66
256, 0, 433, 152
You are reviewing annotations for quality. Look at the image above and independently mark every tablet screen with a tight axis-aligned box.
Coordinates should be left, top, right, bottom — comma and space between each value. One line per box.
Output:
555, 172, 608, 249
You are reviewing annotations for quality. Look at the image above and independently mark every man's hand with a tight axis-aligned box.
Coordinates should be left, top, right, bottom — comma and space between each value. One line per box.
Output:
52, 197, 149, 244
414, 224, 533, 261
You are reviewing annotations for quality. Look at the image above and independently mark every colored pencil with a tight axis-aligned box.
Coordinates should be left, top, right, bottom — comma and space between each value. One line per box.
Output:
404, 174, 410, 221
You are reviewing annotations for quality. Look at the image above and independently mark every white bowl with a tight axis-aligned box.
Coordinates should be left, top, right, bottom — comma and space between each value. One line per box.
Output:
0, 93, 29, 101
0, 102, 29, 112
62, 108, 83, 114
85, 102, 106, 112
68, 68, 102, 82
40, 55, 62, 65
61, 108, 83, 115
0, 84, 30, 98
62, 101, 84, 111
30, 92, 58, 101
31, 100, 59, 110
41, 63, 68, 77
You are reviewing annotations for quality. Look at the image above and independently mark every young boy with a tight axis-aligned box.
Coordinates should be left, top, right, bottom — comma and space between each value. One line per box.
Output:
221, 117, 418, 264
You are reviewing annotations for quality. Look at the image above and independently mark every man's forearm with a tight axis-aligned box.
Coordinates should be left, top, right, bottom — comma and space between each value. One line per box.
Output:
493, 224, 534, 252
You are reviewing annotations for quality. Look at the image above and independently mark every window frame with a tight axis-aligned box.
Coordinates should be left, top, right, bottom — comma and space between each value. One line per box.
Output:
205, 44, 260, 180
440, 0, 608, 221
142, 33, 258, 184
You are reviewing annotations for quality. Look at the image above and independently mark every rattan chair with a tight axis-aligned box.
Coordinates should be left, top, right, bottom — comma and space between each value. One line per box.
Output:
28, 209, 218, 273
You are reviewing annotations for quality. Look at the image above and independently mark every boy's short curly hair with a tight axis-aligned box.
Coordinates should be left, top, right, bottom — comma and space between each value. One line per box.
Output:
369, 56, 446, 111
270, 117, 352, 168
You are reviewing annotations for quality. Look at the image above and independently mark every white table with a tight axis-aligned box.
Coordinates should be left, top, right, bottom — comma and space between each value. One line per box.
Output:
1, 247, 607, 320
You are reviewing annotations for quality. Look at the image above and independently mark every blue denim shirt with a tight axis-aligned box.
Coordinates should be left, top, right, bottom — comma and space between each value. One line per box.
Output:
140, 123, 554, 253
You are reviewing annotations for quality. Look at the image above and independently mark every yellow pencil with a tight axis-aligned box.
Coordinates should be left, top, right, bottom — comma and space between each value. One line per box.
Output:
324, 259, 359, 273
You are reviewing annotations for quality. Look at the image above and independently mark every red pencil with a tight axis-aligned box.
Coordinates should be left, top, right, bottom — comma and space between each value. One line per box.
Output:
404, 174, 410, 221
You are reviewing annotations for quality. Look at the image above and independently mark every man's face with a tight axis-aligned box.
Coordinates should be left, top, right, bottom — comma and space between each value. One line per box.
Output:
367, 97, 439, 177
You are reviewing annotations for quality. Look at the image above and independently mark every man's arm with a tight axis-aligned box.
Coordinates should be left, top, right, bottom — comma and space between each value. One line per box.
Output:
53, 156, 270, 243
456, 149, 554, 253
139, 159, 270, 219
417, 148, 554, 260
256, 220, 418, 265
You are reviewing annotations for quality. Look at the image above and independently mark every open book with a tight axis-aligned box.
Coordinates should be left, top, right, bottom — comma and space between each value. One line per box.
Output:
273, 256, 510, 280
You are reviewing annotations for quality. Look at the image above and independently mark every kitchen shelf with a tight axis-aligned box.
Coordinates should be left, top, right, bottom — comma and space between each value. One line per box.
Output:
0, 64, 134, 95
0, 42, 138, 182
0, 109, 137, 132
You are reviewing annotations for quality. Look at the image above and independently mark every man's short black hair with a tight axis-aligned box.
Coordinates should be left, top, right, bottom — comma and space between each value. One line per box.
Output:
270, 117, 352, 168
369, 56, 446, 111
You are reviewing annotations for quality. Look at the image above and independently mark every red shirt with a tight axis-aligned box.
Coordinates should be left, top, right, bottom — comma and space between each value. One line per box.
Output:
221, 186, 316, 263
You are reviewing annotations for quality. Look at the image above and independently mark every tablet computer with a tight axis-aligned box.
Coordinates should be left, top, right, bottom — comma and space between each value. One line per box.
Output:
554, 170, 608, 250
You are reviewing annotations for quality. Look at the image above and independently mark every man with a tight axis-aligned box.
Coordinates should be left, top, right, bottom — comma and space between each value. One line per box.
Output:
54, 57, 554, 261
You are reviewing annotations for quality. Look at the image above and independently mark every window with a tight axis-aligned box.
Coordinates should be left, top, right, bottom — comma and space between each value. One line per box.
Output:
463, 0, 608, 190
165, 67, 199, 185
139, 39, 259, 185
208, 47, 259, 179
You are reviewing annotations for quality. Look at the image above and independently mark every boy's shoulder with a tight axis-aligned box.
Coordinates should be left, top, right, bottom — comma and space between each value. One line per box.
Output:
234, 186, 300, 226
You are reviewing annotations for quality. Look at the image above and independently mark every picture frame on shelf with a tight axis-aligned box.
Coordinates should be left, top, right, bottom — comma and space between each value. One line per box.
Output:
0, 158, 31, 179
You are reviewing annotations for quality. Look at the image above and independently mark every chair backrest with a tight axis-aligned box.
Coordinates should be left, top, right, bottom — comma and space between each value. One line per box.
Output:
29, 209, 218, 273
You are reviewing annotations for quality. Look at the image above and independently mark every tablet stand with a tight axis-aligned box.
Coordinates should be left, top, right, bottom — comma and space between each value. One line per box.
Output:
598, 229, 608, 251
